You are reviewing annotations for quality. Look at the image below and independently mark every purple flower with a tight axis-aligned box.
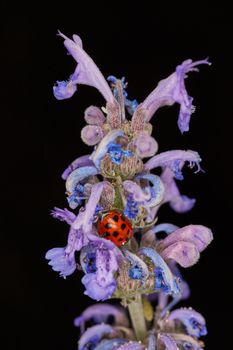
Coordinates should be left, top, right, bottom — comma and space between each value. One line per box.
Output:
168, 308, 207, 338
46, 182, 110, 278
74, 303, 129, 333
90, 130, 124, 168
80, 240, 119, 301
157, 225, 213, 267
139, 247, 180, 295
61, 154, 94, 180
138, 58, 211, 133
54, 33, 115, 103
65, 166, 99, 209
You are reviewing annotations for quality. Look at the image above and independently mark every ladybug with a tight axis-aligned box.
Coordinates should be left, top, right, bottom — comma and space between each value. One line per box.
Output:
97, 210, 133, 246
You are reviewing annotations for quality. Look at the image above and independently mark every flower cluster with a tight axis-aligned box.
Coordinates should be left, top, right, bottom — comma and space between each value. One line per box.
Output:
46, 32, 212, 349
74, 302, 207, 350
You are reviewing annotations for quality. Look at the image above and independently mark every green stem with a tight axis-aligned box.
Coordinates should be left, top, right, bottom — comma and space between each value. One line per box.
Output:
128, 294, 147, 341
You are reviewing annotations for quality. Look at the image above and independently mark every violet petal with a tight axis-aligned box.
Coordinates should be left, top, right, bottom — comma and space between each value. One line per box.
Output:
66, 166, 98, 194
169, 261, 190, 300
78, 324, 114, 350
50, 207, 76, 225
135, 173, 165, 207
95, 338, 128, 350
90, 130, 124, 168
53, 80, 77, 100
138, 59, 210, 133
159, 241, 200, 267
161, 167, 196, 213
158, 225, 213, 253
81, 125, 104, 145
45, 247, 76, 278
61, 154, 94, 180
74, 304, 129, 329
72, 182, 105, 232
158, 333, 178, 350
81, 273, 116, 301
171, 333, 204, 350
144, 150, 201, 172
124, 250, 149, 281
116, 342, 145, 350
139, 247, 179, 295
84, 105, 106, 126
134, 132, 158, 158
168, 308, 207, 338
59, 33, 115, 102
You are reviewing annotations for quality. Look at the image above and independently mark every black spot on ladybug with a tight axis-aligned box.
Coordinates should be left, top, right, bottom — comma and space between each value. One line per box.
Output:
127, 229, 131, 236
121, 223, 126, 230
113, 215, 119, 222
113, 231, 119, 237
121, 215, 125, 221
105, 223, 112, 229
118, 238, 124, 242
104, 232, 111, 237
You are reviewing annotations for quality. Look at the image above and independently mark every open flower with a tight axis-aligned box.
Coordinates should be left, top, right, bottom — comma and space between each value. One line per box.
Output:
80, 240, 119, 301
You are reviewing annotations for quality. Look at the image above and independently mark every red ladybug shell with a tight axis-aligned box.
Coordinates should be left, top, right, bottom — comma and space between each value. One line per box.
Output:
97, 210, 133, 246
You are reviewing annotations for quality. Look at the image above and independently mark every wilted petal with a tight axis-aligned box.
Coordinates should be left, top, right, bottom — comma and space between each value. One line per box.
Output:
168, 308, 207, 338
138, 59, 210, 133
50, 207, 76, 225
158, 225, 213, 253
74, 304, 129, 329
53, 80, 77, 100
158, 333, 178, 350
61, 154, 94, 180
58, 33, 115, 102
159, 241, 200, 267
90, 130, 124, 168
78, 324, 114, 350
81, 125, 104, 145
134, 132, 158, 158
144, 150, 202, 173
84, 105, 106, 125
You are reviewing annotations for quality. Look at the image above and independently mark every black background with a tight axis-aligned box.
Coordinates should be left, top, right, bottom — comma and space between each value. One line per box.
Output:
1, 1, 232, 349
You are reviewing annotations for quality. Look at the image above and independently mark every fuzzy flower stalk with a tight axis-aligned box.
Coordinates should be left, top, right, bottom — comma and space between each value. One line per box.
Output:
46, 32, 212, 349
